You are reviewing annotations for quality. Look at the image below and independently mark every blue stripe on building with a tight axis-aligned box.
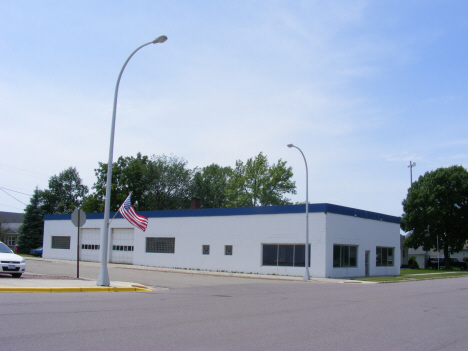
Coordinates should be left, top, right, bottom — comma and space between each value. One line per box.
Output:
44, 203, 400, 224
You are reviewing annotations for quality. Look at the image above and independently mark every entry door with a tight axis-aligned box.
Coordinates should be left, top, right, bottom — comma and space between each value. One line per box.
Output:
365, 250, 370, 276
110, 228, 134, 264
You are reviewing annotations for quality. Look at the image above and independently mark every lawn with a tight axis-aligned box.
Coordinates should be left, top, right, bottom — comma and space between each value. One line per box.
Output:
352, 268, 468, 282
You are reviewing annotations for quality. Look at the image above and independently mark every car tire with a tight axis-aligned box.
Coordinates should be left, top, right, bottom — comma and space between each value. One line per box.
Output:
11, 273, 22, 278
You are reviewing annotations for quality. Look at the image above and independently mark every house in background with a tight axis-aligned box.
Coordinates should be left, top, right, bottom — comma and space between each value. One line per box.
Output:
401, 235, 468, 269
0, 211, 24, 249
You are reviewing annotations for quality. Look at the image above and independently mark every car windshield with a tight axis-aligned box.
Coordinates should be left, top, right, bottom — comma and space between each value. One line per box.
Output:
0, 242, 13, 253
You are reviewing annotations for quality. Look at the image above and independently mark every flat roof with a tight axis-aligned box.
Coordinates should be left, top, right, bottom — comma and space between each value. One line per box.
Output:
44, 203, 401, 224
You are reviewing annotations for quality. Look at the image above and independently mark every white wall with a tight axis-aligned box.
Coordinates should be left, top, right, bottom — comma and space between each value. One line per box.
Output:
325, 213, 400, 278
43, 206, 400, 278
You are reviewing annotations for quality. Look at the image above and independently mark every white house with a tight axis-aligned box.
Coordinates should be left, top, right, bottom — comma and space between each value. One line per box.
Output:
43, 203, 401, 278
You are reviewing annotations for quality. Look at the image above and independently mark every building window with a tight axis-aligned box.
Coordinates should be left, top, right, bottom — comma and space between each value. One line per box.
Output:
82, 244, 100, 250
376, 247, 394, 267
262, 244, 310, 267
7, 236, 16, 246
202, 245, 210, 255
225, 245, 233, 256
112, 245, 133, 251
146, 237, 175, 253
51, 236, 71, 250
333, 245, 357, 268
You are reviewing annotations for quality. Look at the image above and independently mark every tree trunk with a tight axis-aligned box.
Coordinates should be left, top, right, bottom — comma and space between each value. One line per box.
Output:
444, 245, 451, 269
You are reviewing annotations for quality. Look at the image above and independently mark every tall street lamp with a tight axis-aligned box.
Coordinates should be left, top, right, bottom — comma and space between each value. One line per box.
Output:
97, 36, 168, 286
408, 161, 416, 186
287, 144, 310, 280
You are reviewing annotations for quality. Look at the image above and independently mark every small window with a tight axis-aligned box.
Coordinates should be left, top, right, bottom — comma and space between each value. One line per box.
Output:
203, 245, 210, 255
51, 236, 71, 250
225, 245, 233, 255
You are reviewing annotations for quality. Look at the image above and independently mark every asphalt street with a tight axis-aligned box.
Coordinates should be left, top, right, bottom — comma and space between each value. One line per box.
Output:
1, 258, 468, 351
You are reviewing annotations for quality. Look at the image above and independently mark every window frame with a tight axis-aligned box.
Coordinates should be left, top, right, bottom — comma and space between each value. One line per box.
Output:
262, 244, 311, 267
376, 247, 394, 267
225, 245, 233, 256
146, 237, 175, 254
333, 244, 358, 268
51, 236, 71, 250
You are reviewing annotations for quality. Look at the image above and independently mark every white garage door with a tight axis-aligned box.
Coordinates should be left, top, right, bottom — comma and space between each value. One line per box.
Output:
110, 228, 134, 264
79, 228, 100, 262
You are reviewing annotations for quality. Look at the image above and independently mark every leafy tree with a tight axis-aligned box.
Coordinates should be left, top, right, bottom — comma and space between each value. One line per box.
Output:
17, 188, 44, 253
191, 164, 232, 208
144, 154, 193, 210
401, 165, 468, 269
226, 152, 296, 207
83, 153, 193, 212
82, 153, 152, 212
41, 167, 89, 214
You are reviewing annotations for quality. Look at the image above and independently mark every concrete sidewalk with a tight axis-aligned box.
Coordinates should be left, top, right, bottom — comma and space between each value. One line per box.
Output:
0, 274, 153, 293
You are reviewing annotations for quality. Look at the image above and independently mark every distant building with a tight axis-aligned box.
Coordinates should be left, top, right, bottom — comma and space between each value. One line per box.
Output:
0, 211, 24, 249
43, 203, 401, 278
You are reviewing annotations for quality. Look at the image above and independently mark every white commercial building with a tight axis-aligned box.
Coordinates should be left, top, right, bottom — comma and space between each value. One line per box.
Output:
43, 203, 401, 278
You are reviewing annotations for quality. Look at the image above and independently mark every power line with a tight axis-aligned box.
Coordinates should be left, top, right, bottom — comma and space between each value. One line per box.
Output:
0, 188, 28, 206
0, 186, 32, 197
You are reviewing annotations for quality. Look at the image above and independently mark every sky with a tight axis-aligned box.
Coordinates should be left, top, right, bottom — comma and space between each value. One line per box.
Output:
1, 1, 467, 218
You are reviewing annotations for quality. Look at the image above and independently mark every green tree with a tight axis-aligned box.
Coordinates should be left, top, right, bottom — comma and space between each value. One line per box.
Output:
83, 153, 193, 212
82, 153, 152, 212
191, 164, 232, 208
226, 152, 296, 207
17, 188, 44, 253
401, 165, 468, 269
41, 167, 89, 215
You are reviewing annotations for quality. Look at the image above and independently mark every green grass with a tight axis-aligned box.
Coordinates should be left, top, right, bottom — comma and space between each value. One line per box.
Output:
352, 268, 468, 282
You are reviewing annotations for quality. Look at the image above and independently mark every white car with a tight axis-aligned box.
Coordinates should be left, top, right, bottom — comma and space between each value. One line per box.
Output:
0, 241, 26, 278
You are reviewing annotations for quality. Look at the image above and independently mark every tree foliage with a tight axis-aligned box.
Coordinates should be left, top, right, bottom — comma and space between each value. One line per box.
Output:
401, 165, 468, 268
191, 164, 231, 208
41, 167, 89, 215
82, 153, 193, 212
83, 152, 297, 212
17, 188, 44, 253
226, 152, 296, 207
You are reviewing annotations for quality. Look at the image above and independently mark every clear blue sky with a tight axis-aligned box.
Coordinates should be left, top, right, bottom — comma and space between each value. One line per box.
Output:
1, 1, 467, 217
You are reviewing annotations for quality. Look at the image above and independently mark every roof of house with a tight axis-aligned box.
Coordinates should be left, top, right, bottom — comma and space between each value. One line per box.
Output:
45, 203, 401, 224
0, 211, 23, 224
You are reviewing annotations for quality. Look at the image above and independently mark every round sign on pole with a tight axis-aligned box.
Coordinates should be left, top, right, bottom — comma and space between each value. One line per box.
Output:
71, 208, 86, 227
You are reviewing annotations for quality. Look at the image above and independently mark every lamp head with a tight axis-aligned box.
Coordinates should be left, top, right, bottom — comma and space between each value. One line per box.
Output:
287, 144, 294, 148
153, 35, 168, 44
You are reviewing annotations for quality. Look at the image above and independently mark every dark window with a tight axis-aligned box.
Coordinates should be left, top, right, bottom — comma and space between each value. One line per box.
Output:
203, 245, 210, 255
262, 244, 310, 267
225, 245, 233, 256
51, 236, 70, 250
333, 245, 358, 268
376, 247, 394, 266
146, 237, 175, 253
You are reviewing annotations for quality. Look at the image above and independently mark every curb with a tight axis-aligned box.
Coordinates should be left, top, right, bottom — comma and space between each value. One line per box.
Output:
0, 286, 152, 293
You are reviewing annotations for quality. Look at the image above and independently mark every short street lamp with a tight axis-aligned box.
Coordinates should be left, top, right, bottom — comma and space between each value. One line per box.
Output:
287, 144, 310, 281
97, 36, 167, 286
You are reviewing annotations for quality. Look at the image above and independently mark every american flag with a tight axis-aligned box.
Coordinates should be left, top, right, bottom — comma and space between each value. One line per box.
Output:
118, 194, 148, 232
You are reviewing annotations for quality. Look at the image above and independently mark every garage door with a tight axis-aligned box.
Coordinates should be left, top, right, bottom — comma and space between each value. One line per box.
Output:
110, 228, 134, 264
79, 228, 100, 262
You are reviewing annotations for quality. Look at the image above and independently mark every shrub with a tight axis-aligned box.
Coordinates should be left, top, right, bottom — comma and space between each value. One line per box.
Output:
408, 256, 419, 269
